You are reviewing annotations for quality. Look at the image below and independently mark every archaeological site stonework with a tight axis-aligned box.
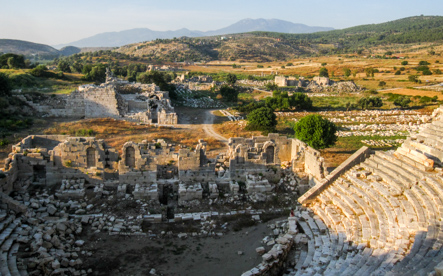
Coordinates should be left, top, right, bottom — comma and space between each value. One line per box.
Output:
17, 70, 178, 125
2, 106, 443, 274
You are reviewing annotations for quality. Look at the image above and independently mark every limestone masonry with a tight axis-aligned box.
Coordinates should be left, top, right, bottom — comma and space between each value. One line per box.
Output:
2, 106, 443, 274
17, 69, 178, 125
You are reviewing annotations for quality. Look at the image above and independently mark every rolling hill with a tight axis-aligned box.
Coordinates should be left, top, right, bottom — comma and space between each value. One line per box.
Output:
114, 15, 443, 62
0, 39, 62, 59
56, 18, 334, 48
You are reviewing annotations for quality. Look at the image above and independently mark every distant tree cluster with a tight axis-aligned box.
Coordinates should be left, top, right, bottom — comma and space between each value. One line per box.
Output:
239, 91, 312, 113
0, 54, 28, 69
357, 96, 383, 109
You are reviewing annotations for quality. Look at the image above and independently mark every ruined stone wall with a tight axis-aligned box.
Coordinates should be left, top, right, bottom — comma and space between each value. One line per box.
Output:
50, 137, 119, 185
83, 85, 126, 118
312, 76, 330, 86
0, 154, 18, 194
118, 140, 179, 184
127, 100, 148, 111
178, 141, 217, 183
15, 92, 86, 118
299, 146, 372, 204
274, 76, 287, 87
228, 134, 298, 180
158, 109, 178, 125
304, 147, 328, 181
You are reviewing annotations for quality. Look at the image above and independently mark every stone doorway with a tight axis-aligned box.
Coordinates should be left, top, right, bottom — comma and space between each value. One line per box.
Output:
86, 147, 96, 167
160, 184, 172, 205
125, 147, 135, 168
33, 165, 46, 184
265, 146, 275, 164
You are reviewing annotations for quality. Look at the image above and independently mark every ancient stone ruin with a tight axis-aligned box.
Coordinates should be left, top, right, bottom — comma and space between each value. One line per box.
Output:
2, 107, 443, 275
17, 69, 178, 125
274, 75, 362, 93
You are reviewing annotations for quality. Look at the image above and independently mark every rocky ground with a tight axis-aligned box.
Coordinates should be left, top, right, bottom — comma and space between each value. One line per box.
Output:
7, 166, 301, 275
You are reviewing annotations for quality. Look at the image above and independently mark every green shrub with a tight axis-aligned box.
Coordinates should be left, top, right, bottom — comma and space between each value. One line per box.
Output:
246, 107, 277, 134
293, 115, 337, 149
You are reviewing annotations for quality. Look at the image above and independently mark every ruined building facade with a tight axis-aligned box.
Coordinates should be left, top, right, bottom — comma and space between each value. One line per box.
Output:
17, 70, 178, 125
0, 134, 323, 203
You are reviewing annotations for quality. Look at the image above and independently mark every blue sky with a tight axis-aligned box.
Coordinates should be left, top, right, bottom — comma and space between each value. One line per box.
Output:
1, 0, 442, 45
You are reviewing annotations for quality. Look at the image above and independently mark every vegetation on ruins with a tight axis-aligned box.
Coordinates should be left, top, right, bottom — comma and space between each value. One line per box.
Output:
293, 115, 337, 149
245, 107, 277, 134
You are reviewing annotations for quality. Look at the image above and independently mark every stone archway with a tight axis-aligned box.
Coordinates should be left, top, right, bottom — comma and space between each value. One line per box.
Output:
86, 147, 96, 167
125, 146, 136, 168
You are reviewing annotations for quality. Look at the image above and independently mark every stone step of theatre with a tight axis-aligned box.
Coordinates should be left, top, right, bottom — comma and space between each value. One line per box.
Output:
0, 214, 22, 276
294, 106, 443, 275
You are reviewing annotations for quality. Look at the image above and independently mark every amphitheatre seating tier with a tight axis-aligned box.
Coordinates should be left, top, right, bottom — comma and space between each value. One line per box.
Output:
295, 111, 443, 275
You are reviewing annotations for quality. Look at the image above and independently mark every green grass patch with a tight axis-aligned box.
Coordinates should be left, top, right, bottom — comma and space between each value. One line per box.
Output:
335, 134, 407, 151
311, 96, 359, 110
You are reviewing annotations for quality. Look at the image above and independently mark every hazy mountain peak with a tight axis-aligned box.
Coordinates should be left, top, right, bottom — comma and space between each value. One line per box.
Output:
55, 18, 333, 48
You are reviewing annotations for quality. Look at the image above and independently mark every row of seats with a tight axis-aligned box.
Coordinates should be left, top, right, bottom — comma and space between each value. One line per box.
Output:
292, 109, 443, 275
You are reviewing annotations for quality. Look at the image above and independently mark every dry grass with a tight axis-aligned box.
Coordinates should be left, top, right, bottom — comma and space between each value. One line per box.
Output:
379, 88, 443, 100
43, 118, 226, 154
213, 121, 262, 138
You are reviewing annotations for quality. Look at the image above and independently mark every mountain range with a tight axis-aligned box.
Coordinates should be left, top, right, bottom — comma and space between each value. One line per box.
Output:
54, 18, 334, 48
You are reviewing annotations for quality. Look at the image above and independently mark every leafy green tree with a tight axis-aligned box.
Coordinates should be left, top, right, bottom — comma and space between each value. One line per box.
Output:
343, 68, 351, 77
408, 75, 419, 82
29, 65, 48, 77
290, 93, 313, 110
265, 82, 278, 91
378, 81, 386, 87
237, 101, 266, 113
137, 71, 177, 99
219, 84, 238, 102
226, 73, 237, 85
393, 96, 411, 108
57, 60, 71, 73
293, 115, 337, 149
395, 70, 401, 75
365, 68, 375, 77
7, 57, 19, 69
401, 61, 408, 66
0, 54, 26, 69
358, 97, 383, 109
246, 107, 277, 134
0, 73, 12, 97
319, 67, 329, 77
419, 60, 430, 66
82, 64, 93, 75
82, 64, 106, 83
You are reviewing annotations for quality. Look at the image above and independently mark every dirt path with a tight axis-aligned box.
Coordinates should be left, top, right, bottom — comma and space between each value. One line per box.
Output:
203, 110, 228, 144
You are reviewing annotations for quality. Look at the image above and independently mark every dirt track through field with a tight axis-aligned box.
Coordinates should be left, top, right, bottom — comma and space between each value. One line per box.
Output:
202, 110, 228, 144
